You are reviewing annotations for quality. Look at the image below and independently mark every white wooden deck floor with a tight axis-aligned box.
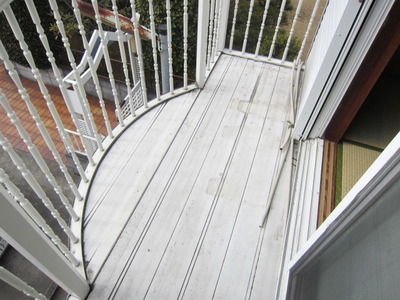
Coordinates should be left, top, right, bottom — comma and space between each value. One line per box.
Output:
84, 54, 293, 299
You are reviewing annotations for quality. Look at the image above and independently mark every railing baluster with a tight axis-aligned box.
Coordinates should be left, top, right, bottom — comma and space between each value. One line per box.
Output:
0, 40, 83, 200
183, 0, 188, 89
91, 0, 125, 126
130, 0, 148, 107
47, 0, 104, 152
3, 3, 94, 171
211, 0, 222, 62
111, 0, 137, 116
297, 0, 323, 61
268, 0, 287, 59
0, 266, 47, 300
242, 0, 255, 54
70, 0, 114, 138
255, 0, 272, 58
166, 0, 174, 94
206, 0, 216, 71
0, 92, 79, 221
0, 169, 80, 266
282, 0, 304, 62
228, 0, 240, 52
211, 0, 220, 63
148, 0, 161, 100
0, 130, 78, 243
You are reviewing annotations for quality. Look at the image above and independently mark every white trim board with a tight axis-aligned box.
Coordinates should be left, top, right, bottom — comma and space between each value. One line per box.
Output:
309, 0, 396, 138
285, 130, 400, 299
293, 0, 384, 140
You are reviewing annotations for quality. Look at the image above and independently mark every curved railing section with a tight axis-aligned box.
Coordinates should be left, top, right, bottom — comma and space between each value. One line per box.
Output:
0, 0, 219, 297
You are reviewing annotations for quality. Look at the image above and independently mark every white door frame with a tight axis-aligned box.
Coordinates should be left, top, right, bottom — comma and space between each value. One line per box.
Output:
285, 131, 400, 298
309, 0, 396, 139
293, 0, 376, 140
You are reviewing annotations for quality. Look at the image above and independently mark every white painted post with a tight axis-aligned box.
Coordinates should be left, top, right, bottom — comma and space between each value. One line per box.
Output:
0, 267, 47, 300
130, 0, 148, 107
183, 0, 189, 89
242, 0, 255, 54
148, 0, 161, 100
166, 0, 174, 94
217, 0, 230, 51
255, 0, 272, 57
282, 0, 305, 62
70, 0, 114, 138
0, 185, 89, 299
196, 0, 210, 88
268, 0, 287, 59
0, 40, 83, 200
228, 0, 240, 52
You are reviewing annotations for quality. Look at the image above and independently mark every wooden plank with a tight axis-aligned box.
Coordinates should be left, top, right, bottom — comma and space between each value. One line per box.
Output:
246, 147, 292, 299
83, 104, 164, 220
143, 60, 266, 300
83, 90, 199, 281
179, 63, 282, 299
110, 56, 253, 300
86, 54, 238, 297
210, 67, 292, 300
85, 56, 294, 299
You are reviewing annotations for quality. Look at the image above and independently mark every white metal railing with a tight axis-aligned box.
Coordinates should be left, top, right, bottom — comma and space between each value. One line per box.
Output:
0, 267, 47, 300
228, 0, 326, 64
0, 0, 327, 298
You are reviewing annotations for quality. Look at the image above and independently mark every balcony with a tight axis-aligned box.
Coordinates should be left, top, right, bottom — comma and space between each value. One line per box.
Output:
1, 0, 400, 299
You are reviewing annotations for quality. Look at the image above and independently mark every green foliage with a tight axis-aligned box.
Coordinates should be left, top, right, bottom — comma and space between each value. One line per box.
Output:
1, 0, 300, 77
49, 0, 116, 40
228, 0, 300, 61
134, 0, 198, 79
0, 0, 60, 69
258, 28, 301, 61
